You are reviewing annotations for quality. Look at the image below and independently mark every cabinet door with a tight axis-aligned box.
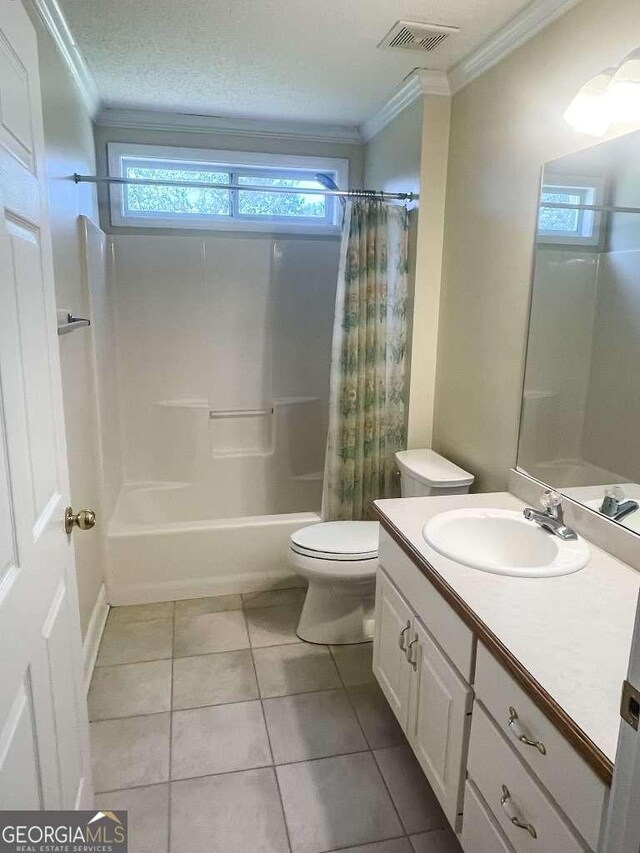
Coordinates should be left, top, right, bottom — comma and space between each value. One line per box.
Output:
407, 617, 473, 828
373, 570, 413, 727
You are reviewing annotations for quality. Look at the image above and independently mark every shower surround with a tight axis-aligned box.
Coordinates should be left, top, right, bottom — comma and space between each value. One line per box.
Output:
84, 222, 339, 603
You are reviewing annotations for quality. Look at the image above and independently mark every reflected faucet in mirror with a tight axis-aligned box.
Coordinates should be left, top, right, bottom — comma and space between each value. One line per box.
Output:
599, 486, 640, 522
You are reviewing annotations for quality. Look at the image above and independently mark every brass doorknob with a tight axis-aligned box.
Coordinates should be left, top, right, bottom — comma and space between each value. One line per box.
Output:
65, 507, 97, 534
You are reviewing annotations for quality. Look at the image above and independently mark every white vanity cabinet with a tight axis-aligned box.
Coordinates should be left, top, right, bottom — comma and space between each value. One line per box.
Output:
373, 525, 610, 853
374, 541, 474, 829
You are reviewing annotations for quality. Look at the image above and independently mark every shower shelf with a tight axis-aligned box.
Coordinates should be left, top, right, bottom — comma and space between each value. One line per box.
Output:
209, 408, 273, 419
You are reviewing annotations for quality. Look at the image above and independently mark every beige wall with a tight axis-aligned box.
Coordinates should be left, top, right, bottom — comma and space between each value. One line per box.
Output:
364, 95, 451, 450
363, 98, 423, 196
433, 0, 640, 492
28, 7, 106, 636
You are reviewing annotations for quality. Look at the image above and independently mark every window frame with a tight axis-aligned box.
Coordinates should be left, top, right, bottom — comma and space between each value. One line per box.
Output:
537, 173, 606, 248
107, 142, 349, 234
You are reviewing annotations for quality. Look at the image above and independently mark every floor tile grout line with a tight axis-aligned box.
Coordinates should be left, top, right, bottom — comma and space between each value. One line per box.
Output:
93, 753, 373, 796
247, 615, 294, 853
322, 834, 411, 853
93, 742, 420, 796
96, 635, 310, 669
329, 645, 409, 837
370, 748, 413, 837
92, 683, 376, 724
329, 645, 375, 750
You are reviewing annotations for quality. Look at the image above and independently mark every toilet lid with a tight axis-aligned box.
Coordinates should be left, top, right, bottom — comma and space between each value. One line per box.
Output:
290, 521, 379, 561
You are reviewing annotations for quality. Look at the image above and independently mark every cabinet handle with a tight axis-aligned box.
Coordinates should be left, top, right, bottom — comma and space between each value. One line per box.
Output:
398, 621, 411, 651
406, 636, 418, 670
508, 707, 547, 755
500, 785, 537, 839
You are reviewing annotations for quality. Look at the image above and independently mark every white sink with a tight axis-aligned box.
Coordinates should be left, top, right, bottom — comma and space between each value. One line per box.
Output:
423, 508, 590, 577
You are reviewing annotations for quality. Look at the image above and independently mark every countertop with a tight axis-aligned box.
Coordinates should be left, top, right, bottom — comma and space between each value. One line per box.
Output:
374, 491, 640, 774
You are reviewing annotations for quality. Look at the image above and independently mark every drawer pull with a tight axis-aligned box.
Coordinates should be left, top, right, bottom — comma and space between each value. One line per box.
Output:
398, 621, 411, 651
406, 636, 418, 670
501, 785, 538, 839
508, 707, 547, 755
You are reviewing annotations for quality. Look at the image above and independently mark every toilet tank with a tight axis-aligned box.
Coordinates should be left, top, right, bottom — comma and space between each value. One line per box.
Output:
394, 449, 474, 497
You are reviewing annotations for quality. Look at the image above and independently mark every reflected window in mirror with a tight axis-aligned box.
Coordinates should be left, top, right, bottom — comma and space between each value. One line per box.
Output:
537, 174, 605, 247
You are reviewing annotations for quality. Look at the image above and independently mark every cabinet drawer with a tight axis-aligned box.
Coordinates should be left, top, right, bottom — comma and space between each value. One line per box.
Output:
461, 780, 515, 853
378, 529, 474, 680
468, 704, 590, 853
474, 644, 606, 849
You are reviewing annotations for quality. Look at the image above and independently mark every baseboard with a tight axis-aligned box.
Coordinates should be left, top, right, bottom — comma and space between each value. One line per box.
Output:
107, 570, 304, 606
82, 584, 109, 693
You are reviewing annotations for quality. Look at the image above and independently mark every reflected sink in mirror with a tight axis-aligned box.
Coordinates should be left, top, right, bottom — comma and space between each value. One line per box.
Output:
423, 508, 590, 577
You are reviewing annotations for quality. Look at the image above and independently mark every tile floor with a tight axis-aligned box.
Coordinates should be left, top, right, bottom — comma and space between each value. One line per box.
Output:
90, 588, 463, 853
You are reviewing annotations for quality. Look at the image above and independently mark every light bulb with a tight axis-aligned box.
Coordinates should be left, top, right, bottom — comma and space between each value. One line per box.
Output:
607, 48, 640, 125
563, 68, 615, 136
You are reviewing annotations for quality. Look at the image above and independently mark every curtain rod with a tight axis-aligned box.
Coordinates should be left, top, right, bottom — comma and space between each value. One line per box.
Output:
539, 201, 640, 214
73, 173, 417, 202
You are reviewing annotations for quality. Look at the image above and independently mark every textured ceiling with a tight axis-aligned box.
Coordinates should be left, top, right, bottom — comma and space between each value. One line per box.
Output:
59, 0, 532, 125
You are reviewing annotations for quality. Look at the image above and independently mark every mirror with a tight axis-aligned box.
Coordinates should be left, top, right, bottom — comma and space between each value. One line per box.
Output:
518, 130, 640, 533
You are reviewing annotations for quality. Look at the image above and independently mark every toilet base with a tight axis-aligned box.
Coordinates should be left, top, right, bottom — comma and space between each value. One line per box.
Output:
296, 578, 375, 645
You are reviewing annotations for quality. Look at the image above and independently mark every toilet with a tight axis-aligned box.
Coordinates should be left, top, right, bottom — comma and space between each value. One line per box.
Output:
289, 449, 474, 644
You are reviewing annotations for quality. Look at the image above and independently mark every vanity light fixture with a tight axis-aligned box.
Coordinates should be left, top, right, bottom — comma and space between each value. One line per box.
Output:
563, 68, 615, 136
607, 48, 640, 124
564, 47, 640, 136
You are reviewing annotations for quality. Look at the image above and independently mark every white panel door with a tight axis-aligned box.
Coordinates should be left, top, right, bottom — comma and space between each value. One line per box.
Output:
407, 618, 473, 828
0, 0, 92, 809
373, 570, 413, 726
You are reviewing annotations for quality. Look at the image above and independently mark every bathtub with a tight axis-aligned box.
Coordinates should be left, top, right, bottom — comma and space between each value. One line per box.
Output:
107, 483, 316, 605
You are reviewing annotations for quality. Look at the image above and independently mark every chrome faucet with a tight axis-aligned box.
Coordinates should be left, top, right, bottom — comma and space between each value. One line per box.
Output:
523, 490, 578, 541
599, 487, 640, 522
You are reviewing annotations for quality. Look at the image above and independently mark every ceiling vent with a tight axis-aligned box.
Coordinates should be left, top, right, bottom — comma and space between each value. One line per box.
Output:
378, 20, 460, 53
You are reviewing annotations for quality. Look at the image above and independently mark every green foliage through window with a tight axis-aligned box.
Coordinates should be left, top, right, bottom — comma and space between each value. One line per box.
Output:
537, 182, 599, 244
121, 158, 333, 224
538, 191, 582, 233
237, 176, 326, 218
124, 163, 230, 216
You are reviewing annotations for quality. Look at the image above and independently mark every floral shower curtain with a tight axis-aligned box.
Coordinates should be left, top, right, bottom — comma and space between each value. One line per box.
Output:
322, 200, 409, 521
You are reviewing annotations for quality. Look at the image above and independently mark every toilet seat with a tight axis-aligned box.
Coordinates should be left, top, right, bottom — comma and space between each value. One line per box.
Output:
289, 521, 379, 561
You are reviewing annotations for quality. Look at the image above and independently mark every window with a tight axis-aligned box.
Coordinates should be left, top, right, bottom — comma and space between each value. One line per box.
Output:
107, 143, 348, 233
537, 174, 605, 246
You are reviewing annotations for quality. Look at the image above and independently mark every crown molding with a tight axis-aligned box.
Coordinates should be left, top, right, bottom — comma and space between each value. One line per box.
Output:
27, 0, 100, 118
448, 0, 584, 93
96, 107, 363, 145
360, 69, 450, 143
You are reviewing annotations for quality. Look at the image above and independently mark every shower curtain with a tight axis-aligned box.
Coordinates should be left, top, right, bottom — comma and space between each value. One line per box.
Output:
322, 200, 409, 521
